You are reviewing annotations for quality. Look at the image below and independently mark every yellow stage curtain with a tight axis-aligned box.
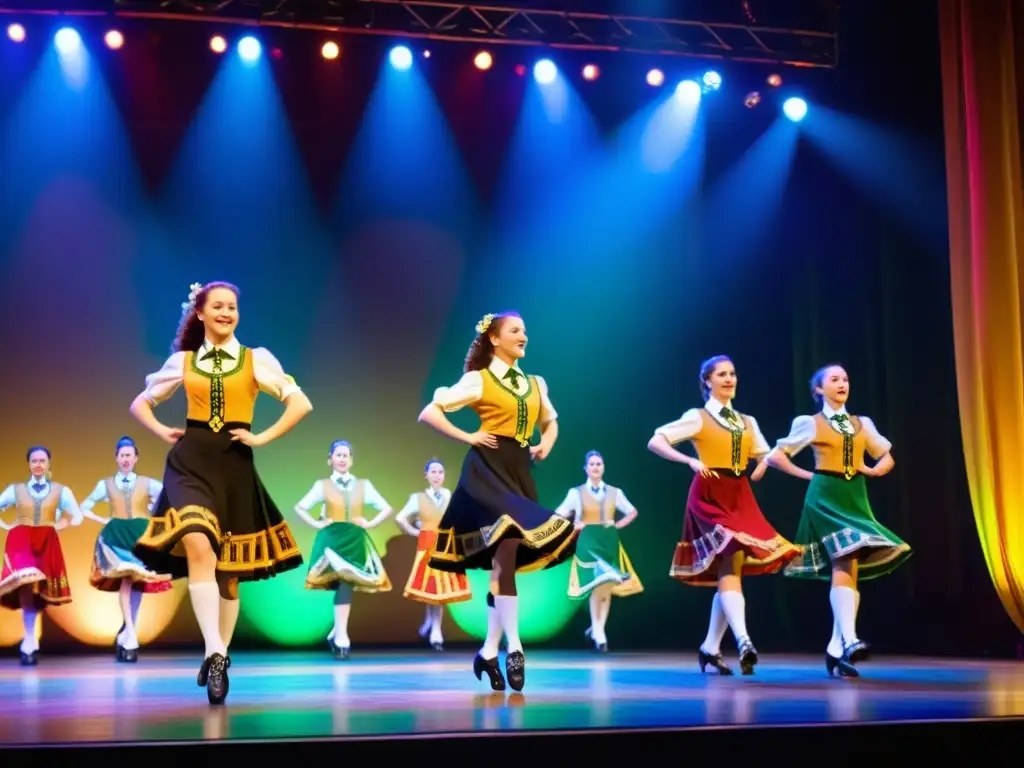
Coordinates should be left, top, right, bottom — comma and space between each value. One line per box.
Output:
939, 0, 1024, 633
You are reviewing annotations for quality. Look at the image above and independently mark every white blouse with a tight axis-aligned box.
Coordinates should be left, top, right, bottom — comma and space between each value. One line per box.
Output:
654, 399, 770, 456
431, 358, 557, 424
775, 404, 892, 459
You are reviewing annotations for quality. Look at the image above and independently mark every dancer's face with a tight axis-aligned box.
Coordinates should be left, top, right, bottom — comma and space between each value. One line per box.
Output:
28, 450, 49, 479
816, 366, 850, 406
329, 445, 352, 474
425, 462, 445, 489
116, 447, 139, 475
706, 361, 737, 402
490, 316, 527, 362
197, 287, 239, 343
585, 455, 604, 482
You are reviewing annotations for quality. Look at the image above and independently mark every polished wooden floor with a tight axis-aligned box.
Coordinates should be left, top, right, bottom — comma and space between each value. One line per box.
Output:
0, 650, 1022, 745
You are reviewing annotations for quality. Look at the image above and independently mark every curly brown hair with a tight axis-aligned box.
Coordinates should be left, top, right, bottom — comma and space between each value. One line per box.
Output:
464, 311, 522, 372
171, 281, 240, 353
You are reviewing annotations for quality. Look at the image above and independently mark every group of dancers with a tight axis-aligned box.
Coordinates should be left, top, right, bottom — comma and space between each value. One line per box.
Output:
0, 281, 911, 705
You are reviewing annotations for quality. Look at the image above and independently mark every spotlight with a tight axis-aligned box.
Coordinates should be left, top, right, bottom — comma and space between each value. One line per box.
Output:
514, 64, 526, 77
783, 97, 808, 122
321, 41, 339, 60
104, 30, 124, 50
533, 59, 556, 84
54, 27, 81, 54
744, 91, 761, 108
702, 70, 722, 91
582, 64, 599, 81
474, 50, 492, 71
675, 79, 701, 103
237, 35, 261, 62
646, 68, 664, 87
389, 45, 413, 70
423, 50, 431, 58
767, 73, 782, 87
210, 35, 227, 54
7, 23, 26, 43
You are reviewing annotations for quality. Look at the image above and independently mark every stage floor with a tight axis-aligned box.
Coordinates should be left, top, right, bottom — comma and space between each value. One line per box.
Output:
0, 650, 1022, 745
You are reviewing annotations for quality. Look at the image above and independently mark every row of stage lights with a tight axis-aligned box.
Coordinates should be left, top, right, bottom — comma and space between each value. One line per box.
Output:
5, 22, 809, 121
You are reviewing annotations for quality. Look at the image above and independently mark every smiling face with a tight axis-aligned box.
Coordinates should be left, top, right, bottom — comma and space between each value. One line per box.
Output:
116, 446, 138, 475
28, 450, 49, 479
705, 360, 737, 403
197, 287, 239, 344
425, 461, 445, 489
816, 365, 850, 407
329, 444, 352, 474
489, 315, 527, 362
585, 453, 604, 483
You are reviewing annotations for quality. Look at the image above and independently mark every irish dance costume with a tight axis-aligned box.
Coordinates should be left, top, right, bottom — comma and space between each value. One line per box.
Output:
398, 486, 472, 650
82, 472, 172, 662
0, 479, 81, 665
133, 337, 305, 699
299, 472, 392, 659
654, 399, 800, 674
428, 357, 576, 690
775, 405, 911, 674
558, 483, 642, 651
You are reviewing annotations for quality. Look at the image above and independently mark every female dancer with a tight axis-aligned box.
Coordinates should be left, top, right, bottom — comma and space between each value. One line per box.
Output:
556, 450, 642, 653
296, 439, 393, 660
647, 355, 800, 676
396, 458, 472, 651
0, 446, 82, 666
81, 435, 172, 663
766, 363, 911, 677
418, 311, 576, 692
129, 281, 310, 704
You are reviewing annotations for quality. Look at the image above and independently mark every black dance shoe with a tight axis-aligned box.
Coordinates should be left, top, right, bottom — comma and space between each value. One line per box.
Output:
205, 653, 231, 705
826, 652, 859, 678
737, 636, 758, 675
328, 637, 350, 660
843, 639, 870, 664
19, 650, 38, 667
505, 650, 525, 692
698, 648, 734, 675
431, 641, 444, 652
473, 653, 506, 691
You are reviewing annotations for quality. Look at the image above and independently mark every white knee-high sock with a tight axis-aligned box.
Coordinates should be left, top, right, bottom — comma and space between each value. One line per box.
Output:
494, 595, 522, 654
419, 607, 432, 637
827, 587, 862, 656
332, 604, 351, 648
219, 597, 241, 649
480, 597, 503, 658
830, 586, 859, 647
700, 592, 729, 655
20, 609, 39, 654
718, 590, 749, 643
188, 582, 227, 658
588, 593, 605, 644
119, 581, 139, 650
429, 605, 444, 644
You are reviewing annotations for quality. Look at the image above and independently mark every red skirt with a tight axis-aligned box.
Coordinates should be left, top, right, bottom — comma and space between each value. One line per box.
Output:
0, 526, 72, 610
670, 471, 801, 586
404, 530, 472, 605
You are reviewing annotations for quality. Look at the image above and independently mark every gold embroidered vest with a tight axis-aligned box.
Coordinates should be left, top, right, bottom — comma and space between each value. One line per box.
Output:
689, 409, 754, 475
103, 476, 153, 519
14, 483, 63, 527
578, 484, 618, 525
184, 347, 259, 430
416, 491, 448, 532
810, 413, 865, 478
322, 478, 366, 523
473, 369, 542, 446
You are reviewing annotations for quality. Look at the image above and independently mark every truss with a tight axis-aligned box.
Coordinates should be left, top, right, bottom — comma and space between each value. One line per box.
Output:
0, 1, 838, 68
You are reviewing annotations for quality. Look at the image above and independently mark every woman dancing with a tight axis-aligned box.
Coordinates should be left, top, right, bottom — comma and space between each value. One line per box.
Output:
647, 355, 800, 675
296, 439, 393, 660
417, 311, 576, 692
396, 458, 472, 651
766, 363, 911, 677
81, 435, 172, 663
556, 450, 642, 653
129, 281, 310, 704
0, 446, 82, 666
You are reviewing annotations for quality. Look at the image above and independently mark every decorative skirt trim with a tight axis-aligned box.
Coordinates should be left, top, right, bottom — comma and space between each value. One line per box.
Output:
403, 530, 472, 605
430, 512, 575, 573
0, 526, 72, 610
568, 525, 644, 599
89, 518, 174, 593
135, 504, 304, 580
784, 530, 912, 580
669, 524, 802, 586
305, 521, 392, 593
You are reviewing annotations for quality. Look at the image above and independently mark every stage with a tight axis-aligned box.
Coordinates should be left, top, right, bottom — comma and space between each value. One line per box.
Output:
0, 650, 1020, 759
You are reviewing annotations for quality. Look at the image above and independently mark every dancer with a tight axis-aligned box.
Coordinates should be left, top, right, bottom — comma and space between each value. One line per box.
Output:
418, 311, 576, 692
129, 281, 310, 704
81, 436, 172, 663
0, 446, 82, 666
647, 355, 800, 676
296, 439, 393, 660
396, 458, 472, 651
766, 363, 911, 677
557, 450, 642, 653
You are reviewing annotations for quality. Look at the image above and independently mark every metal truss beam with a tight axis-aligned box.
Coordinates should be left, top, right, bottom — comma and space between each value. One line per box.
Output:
0, 1, 838, 69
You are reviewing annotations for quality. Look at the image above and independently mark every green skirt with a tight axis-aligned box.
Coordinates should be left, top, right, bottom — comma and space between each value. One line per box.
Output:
305, 521, 391, 593
567, 525, 643, 599
90, 518, 174, 593
784, 472, 911, 581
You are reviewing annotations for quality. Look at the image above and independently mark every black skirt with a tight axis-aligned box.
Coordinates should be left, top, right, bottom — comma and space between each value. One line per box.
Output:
133, 420, 304, 581
428, 437, 577, 574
